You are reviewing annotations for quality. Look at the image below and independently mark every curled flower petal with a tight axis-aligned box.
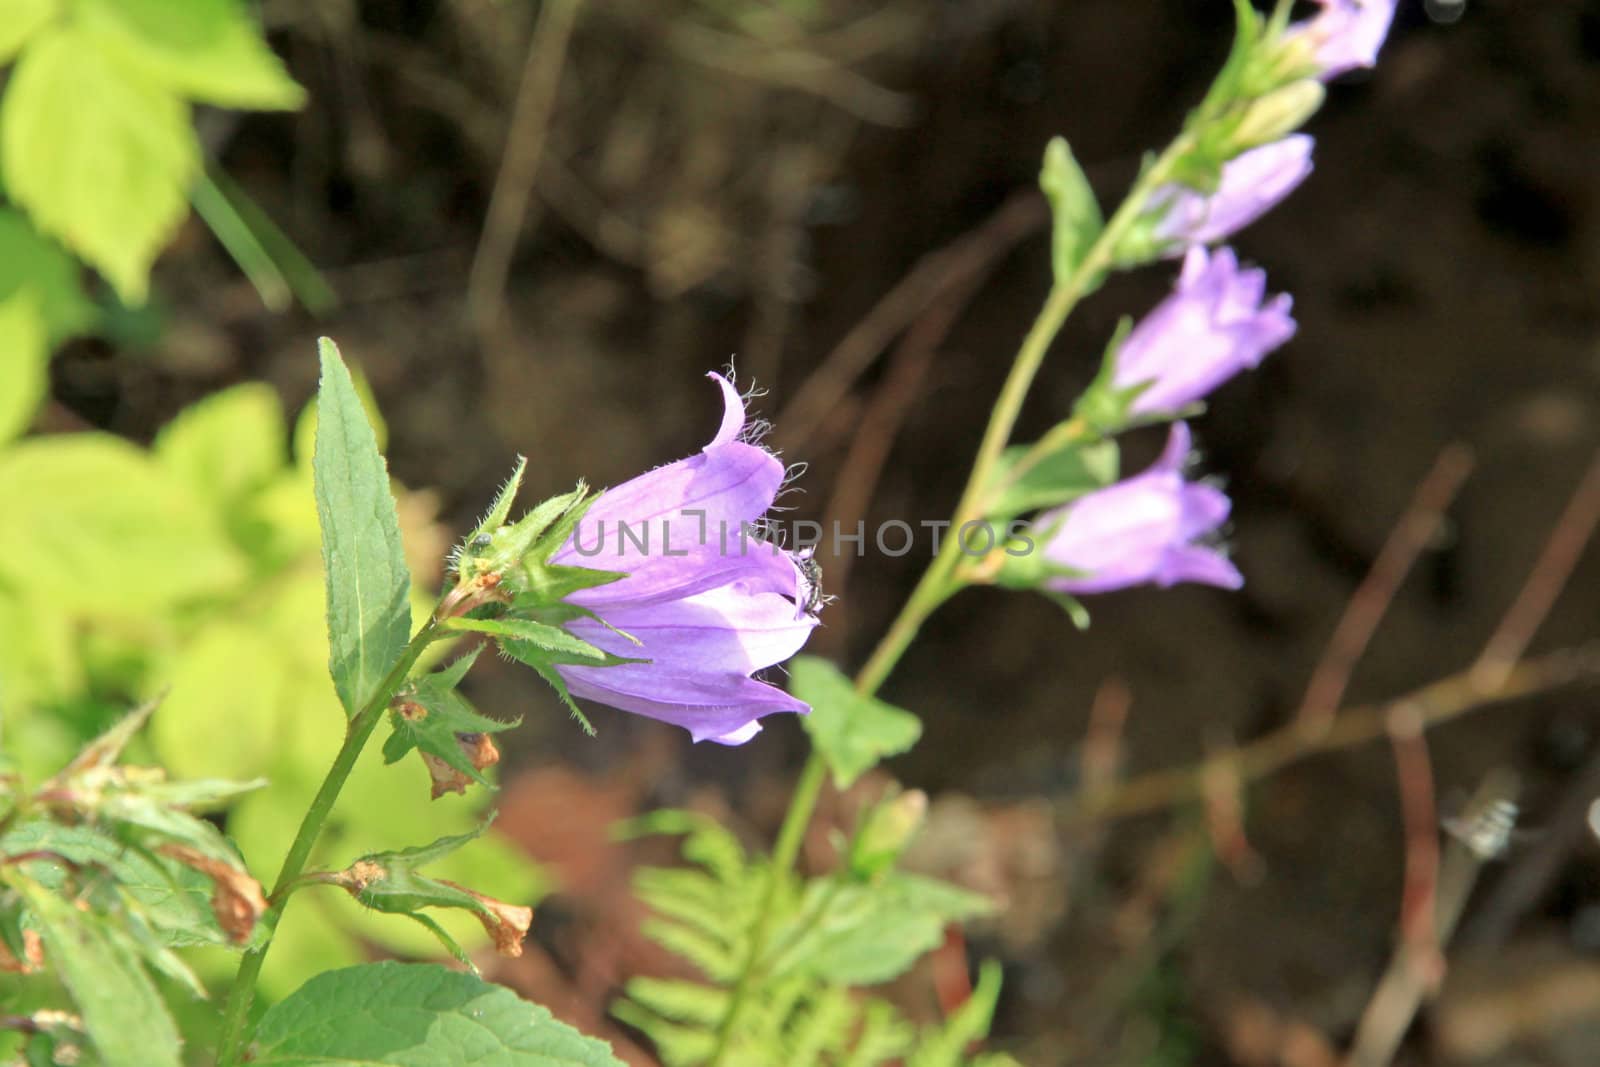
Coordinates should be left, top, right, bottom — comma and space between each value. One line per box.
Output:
1031, 422, 1241, 595
1114, 246, 1295, 415
1153, 135, 1314, 248
1287, 0, 1397, 79
552, 373, 818, 743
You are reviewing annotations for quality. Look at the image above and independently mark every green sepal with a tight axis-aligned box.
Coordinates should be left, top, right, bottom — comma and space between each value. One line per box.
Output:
985, 434, 1119, 520
403, 911, 478, 975
515, 560, 628, 607
338, 826, 490, 917
512, 652, 596, 737
444, 615, 622, 665
382, 649, 517, 789
465, 455, 528, 546
1039, 136, 1102, 284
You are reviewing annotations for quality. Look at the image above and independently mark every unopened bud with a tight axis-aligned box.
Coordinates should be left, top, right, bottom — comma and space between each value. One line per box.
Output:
850, 789, 928, 879
1230, 80, 1324, 152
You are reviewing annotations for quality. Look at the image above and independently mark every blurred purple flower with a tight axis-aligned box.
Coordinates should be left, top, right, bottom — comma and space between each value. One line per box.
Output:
1114, 246, 1295, 416
1153, 135, 1314, 248
551, 373, 817, 744
1032, 423, 1242, 595
1287, 0, 1397, 79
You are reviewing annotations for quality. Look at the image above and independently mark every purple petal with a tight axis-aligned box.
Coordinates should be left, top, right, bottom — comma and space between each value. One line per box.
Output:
557, 664, 809, 744
1154, 136, 1314, 247
1177, 482, 1231, 540
569, 583, 818, 675
1289, 0, 1397, 79
1155, 545, 1244, 590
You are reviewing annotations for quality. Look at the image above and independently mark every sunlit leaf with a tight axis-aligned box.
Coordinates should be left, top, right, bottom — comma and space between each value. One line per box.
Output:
0, 292, 47, 446
312, 337, 412, 716
790, 657, 922, 790
1, 28, 200, 302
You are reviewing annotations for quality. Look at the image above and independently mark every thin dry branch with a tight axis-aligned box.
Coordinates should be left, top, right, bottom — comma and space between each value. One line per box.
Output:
467, 0, 584, 337
774, 190, 1048, 451
1064, 643, 1600, 825
1296, 445, 1475, 732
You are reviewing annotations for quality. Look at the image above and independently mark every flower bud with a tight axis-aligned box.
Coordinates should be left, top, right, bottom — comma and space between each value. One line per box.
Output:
1229, 80, 1325, 152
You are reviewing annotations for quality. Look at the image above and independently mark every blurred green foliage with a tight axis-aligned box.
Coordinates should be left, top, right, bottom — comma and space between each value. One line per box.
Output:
0, 0, 316, 444
0, 380, 543, 999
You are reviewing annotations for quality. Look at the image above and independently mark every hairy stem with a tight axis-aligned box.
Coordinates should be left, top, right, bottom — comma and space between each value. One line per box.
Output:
214, 620, 442, 1065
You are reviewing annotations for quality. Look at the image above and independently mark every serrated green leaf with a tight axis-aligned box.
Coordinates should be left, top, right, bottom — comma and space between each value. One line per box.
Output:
0, 291, 47, 445
312, 337, 413, 716
790, 657, 922, 790
1, 28, 200, 302
251, 962, 626, 1066
0, 208, 96, 342
1040, 137, 1102, 282
77, 0, 304, 110
0, 434, 247, 613
0, 822, 239, 948
11, 876, 182, 1067
0, 0, 56, 63
987, 435, 1119, 518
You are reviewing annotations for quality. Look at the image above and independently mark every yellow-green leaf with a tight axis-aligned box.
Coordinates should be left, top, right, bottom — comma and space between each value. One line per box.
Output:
0, 291, 47, 445
77, 0, 305, 110
1, 28, 199, 303
0, 0, 56, 63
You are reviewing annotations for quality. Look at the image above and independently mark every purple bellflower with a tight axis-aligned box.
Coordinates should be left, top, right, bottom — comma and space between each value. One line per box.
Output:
1031, 422, 1241, 595
1113, 246, 1295, 416
1286, 0, 1397, 79
1152, 135, 1314, 248
550, 373, 818, 745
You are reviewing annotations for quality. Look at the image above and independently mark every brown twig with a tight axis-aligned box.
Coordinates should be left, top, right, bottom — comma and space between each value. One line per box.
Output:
1343, 771, 1515, 1067
774, 190, 1048, 451
466, 0, 584, 338
1471, 448, 1600, 691
1386, 703, 1441, 966
1066, 643, 1600, 825
1081, 677, 1131, 798
1296, 445, 1476, 733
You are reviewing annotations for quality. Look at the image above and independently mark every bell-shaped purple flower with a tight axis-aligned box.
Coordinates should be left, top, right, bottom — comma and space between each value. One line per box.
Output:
1032, 423, 1241, 595
1152, 135, 1314, 248
549, 374, 817, 745
1114, 246, 1295, 416
1286, 0, 1397, 79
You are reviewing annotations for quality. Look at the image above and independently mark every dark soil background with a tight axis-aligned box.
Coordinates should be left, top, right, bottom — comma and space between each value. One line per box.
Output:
45, 1, 1600, 1063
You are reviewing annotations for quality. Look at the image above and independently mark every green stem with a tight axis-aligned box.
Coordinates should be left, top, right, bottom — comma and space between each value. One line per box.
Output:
214, 620, 442, 1066
705, 131, 1198, 1065
706, 751, 826, 1065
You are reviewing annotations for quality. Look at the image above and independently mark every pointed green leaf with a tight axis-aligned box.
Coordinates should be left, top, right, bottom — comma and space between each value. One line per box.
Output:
1, 28, 200, 302
469, 456, 530, 543
1040, 137, 1102, 282
790, 657, 922, 790
312, 337, 413, 716
12, 876, 182, 1067
251, 962, 627, 1066
519, 655, 595, 736
77, 0, 305, 110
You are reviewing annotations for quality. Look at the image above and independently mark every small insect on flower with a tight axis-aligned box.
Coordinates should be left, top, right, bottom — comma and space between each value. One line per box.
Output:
796, 548, 826, 616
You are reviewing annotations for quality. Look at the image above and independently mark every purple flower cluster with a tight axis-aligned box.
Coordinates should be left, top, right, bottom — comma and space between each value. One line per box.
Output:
551, 374, 817, 745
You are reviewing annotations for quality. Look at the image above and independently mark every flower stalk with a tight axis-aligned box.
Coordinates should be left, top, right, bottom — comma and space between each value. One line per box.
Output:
214, 616, 445, 1066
